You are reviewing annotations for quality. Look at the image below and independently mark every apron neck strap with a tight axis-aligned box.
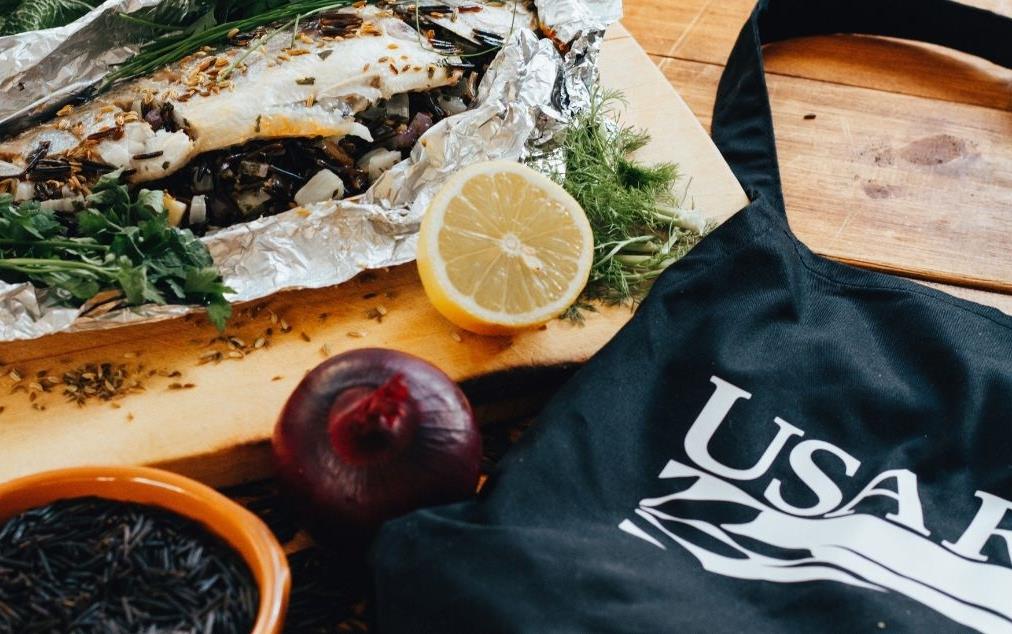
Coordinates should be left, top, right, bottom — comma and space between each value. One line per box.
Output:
711, 0, 1012, 213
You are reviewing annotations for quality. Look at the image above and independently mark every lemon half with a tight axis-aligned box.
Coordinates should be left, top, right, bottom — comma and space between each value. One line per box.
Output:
417, 161, 594, 335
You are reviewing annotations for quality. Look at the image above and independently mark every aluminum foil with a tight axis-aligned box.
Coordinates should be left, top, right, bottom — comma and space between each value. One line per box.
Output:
0, 0, 211, 133
0, 0, 621, 341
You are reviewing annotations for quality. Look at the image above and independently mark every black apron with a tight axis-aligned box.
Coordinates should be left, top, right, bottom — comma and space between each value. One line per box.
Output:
372, 1, 1012, 631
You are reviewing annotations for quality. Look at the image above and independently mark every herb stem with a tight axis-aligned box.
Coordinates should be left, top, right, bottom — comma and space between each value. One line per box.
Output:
115, 12, 184, 32
219, 18, 297, 83
0, 239, 109, 251
620, 241, 661, 254
0, 258, 112, 277
103, 1, 358, 90
551, 88, 710, 316
614, 254, 656, 266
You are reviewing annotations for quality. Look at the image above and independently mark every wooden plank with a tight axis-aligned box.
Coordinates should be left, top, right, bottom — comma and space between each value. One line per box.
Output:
658, 56, 1012, 297
655, 0, 1012, 111
0, 268, 627, 485
620, 0, 711, 58
604, 22, 631, 41
603, 37, 747, 223
0, 35, 747, 487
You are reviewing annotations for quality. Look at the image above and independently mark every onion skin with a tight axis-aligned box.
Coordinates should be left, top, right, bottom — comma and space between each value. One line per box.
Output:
272, 348, 480, 547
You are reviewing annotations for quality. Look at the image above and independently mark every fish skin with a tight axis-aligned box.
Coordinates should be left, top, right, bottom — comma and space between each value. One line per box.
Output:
0, 7, 462, 193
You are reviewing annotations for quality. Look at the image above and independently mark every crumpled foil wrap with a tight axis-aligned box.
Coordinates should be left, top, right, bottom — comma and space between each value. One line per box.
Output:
0, 0, 621, 341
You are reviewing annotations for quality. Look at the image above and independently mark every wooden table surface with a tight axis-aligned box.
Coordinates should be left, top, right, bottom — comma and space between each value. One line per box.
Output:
625, 0, 1012, 313
3, 3, 1011, 631
282, 4, 1011, 630
217, 6, 1012, 631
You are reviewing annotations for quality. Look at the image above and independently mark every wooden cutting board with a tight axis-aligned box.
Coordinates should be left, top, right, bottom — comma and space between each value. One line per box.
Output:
0, 26, 748, 488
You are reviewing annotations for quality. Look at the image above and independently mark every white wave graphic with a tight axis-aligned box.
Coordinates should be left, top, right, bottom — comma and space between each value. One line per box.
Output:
619, 460, 1012, 633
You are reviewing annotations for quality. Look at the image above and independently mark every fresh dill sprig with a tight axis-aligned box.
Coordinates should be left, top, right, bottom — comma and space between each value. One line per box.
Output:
543, 89, 712, 315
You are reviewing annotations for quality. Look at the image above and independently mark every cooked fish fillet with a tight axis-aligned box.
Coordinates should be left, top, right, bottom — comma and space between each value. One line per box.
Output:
400, 0, 536, 46
0, 6, 462, 192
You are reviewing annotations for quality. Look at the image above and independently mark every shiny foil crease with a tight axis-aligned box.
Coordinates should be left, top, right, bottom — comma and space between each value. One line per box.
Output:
0, 0, 620, 341
0, 0, 210, 133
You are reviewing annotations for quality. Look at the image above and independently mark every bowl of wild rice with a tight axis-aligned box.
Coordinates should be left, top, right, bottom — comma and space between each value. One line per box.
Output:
0, 465, 290, 634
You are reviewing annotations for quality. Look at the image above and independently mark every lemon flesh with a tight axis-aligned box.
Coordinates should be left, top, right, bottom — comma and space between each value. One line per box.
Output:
417, 161, 594, 335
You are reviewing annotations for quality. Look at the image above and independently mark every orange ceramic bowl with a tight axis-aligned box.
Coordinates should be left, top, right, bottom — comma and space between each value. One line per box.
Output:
0, 466, 290, 634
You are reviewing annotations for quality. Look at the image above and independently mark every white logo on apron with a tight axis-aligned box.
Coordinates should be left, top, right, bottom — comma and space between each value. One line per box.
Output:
620, 376, 1012, 633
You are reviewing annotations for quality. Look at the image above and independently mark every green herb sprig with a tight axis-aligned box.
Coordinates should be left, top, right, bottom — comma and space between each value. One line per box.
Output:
549, 90, 711, 318
0, 175, 234, 329
101, 0, 363, 90
0, 0, 211, 37
0, 0, 100, 36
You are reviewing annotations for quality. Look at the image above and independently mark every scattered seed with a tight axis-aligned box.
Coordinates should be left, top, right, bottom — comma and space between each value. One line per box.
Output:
271, 376, 283, 382
199, 351, 223, 365
61, 362, 144, 405
300, 332, 312, 343
347, 330, 366, 338
451, 332, 463, 343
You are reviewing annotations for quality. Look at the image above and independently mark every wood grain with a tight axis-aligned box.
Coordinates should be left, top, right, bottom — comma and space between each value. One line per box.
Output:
619, 0, 710, 58
660, 56, 1012, 297
602, 37, 746, 223
649, 0, 1012, 111
630, 0, 1011, 308
0, 36, 747, 487
0, 267, 628, 485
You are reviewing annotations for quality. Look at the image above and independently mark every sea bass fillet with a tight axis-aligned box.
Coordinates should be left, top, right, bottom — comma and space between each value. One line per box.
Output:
0, 6, 462, 193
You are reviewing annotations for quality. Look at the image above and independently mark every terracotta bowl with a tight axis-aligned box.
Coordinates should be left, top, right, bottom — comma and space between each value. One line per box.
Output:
0, 465, 290, 634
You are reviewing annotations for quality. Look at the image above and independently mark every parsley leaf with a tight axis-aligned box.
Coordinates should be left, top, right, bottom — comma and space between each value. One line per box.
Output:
0, 175, 233, 329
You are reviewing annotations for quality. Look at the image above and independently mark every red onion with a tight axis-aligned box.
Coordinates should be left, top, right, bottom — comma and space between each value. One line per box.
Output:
390, 112, 434, 150
272, 348, 480, 546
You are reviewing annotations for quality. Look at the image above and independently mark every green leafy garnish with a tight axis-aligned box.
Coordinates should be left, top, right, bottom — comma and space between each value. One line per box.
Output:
101, 0, 364, 90
0, 0, 101, 36
0, 0, 221, 36
545, 90, 712, 318
0, 175, 234, 329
